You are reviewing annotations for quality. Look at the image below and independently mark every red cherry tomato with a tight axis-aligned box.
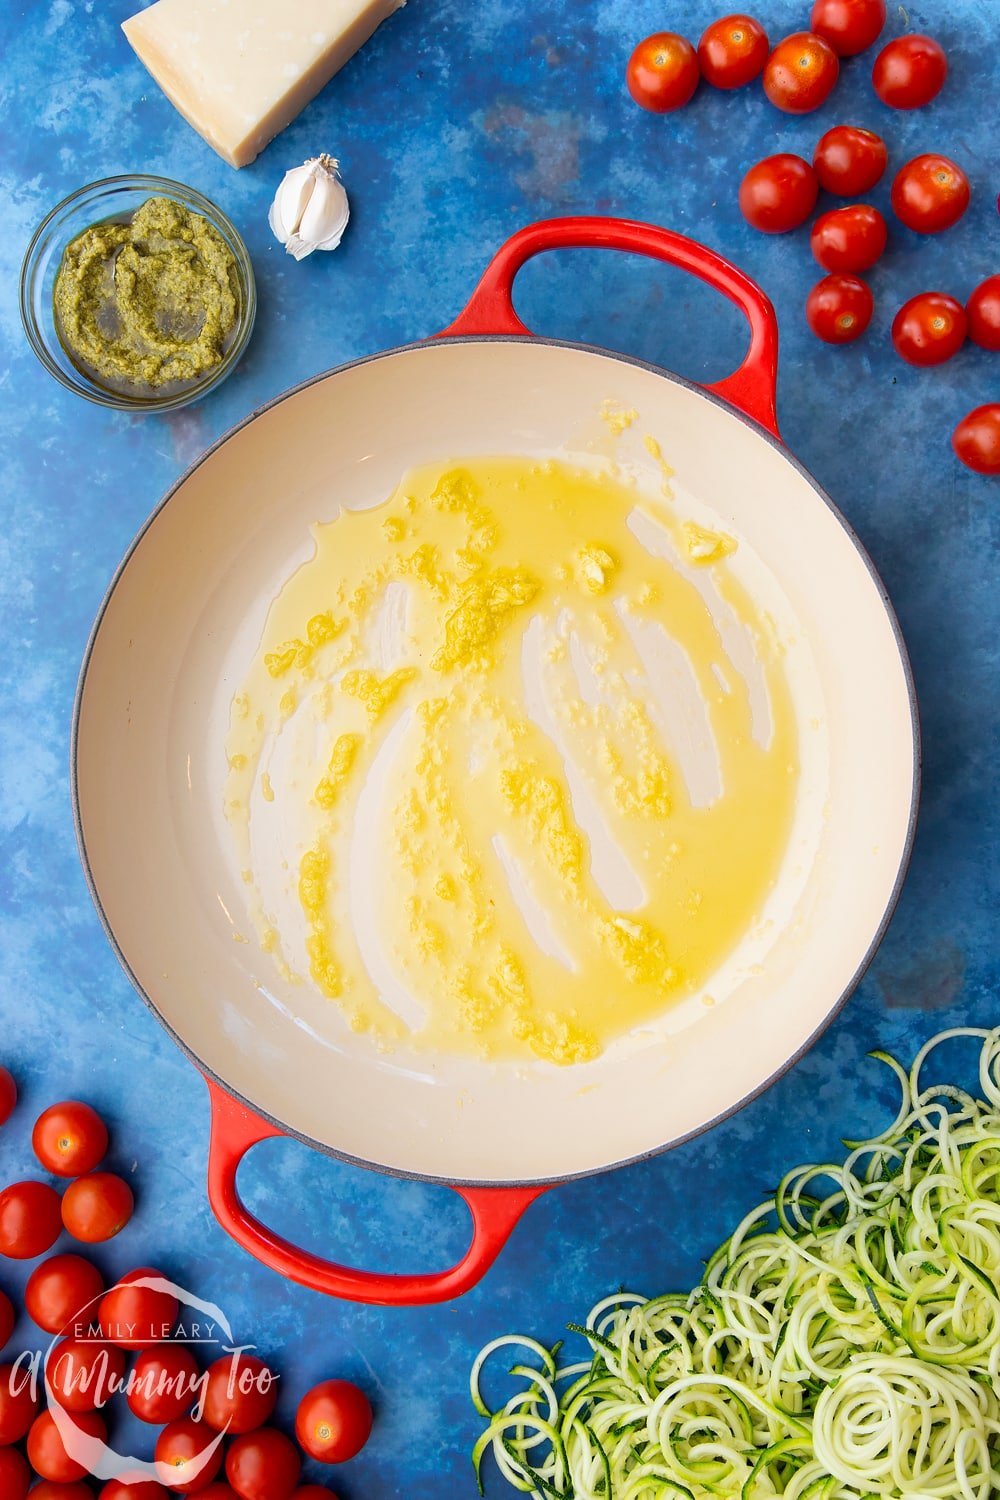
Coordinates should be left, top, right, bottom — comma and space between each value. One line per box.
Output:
891, 154, 969, 234
0, 1446, 30, 1500
155, 1418, 224, 1495
892, 292, 966, 366
953, 405, 1000, 475
763, 32, 839, 113
810, 204, 887, 273
128, 1344, 202, 1424
967, 276, 1000, 351
810, 0, 885, 56
196, 1488, 239, 1499
26, 1254, 105, 1336
33, 1102, 109, 1179
46, 1334, 127, 1411
803, 274, 875, 346
872, 34, 947, 108
201, 1353, 278, 1435
697, 13, 769, 88
27, 1407, 107, 1483
626, 32, 699, 112
0, 1070, 15, 1127
226, 1429, 301, 1500
739, 154, 818, 233
61, 1172, 133, 1244
32, 1484, 95, 1500
806, 275, 875, 345
0, 1359, 40, 1442
813, 125, 887, 195
291, 1492, 337, 1500
0, 1181, 62, 1260
295, 1379, 372, 1464
0, 1290, 13, 1349
99, 1268, 178, 1351
101, 1480, 172, 1499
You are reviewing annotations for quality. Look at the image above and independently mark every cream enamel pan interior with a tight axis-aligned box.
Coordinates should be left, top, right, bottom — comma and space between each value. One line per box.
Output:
74, 333, 917, 1187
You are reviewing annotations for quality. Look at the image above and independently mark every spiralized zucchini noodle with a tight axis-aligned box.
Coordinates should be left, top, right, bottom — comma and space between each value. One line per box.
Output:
471, 1026, 1000, 1499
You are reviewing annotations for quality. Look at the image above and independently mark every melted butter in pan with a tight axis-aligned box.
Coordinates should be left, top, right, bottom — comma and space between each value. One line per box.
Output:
225, 456, 798, 1066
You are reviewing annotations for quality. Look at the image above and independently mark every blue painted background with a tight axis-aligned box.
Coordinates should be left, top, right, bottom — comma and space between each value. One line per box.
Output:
0, 0, 997, 1493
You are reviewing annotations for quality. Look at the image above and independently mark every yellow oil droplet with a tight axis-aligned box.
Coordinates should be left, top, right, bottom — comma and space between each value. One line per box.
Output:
683, 522, 737, 565
341, 668, 416, 721
315, 734, 363, 809
601, 400, 639, 436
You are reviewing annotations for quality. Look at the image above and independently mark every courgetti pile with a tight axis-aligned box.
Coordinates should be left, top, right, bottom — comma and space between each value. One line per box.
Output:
472, 1026, 1000, 1500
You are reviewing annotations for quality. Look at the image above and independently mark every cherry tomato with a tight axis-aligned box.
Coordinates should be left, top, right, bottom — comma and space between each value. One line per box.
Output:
33, 1102, 109, 1179
626, 32, 699, 112
101, 1480, 171, 1499
295, 1379, 372, 1464
32, 1484, 95, 1500
810, 204, 887, 273
0, 1290, 13, 1349
813, 125, 887, 195
226, 1429, 301, 1500
155, 1418, 224, 1495
953, 405, 1000, 475
0, 1359, 40, 1442
46, 1335, 127, 1411
892, 292, 966, 366
26, 1253, 105, 1335
763, 32, 839, 114
967, 276, 1000, 351
0, 1070, 15, 1127
891, 154, 969, 234
291, 1491, 337, 1500
196, 1488, 239, 1499
872, 34, 947, 108
807, 272, 873, 347
201, 1353, 278, 1435
810, 0, 885, 56
0, 1181, 62, 1260
739, 154, 818, 233
697, 14, 768, 89
61, 1172, 133, 1244
0, 1446, 30, 1500
128, 1344, 202, 1424
27, 1407, 107, 1483
99, 1268, 178, 1351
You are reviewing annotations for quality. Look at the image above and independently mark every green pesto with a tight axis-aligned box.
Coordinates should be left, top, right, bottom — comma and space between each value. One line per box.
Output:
53, 196, 239, 391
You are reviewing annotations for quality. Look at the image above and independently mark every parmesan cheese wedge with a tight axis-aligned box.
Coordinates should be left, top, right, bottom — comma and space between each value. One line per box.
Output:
122, 0, 405, 169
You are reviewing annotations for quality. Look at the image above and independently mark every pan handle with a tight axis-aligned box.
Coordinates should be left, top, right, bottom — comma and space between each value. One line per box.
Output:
203, 1076, 548, 1305
436, 216, 780, 438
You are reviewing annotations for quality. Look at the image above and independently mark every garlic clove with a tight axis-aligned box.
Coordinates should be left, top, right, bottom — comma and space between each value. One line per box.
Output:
273, 172, 314, 241
269, 154, 350, 260
300, 179, 348, 248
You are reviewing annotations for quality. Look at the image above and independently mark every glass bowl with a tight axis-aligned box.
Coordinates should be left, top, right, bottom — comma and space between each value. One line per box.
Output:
20, 174, 256, 413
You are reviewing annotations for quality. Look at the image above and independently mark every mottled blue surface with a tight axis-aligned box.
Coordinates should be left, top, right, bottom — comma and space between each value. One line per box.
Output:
0, 0, 997, 1493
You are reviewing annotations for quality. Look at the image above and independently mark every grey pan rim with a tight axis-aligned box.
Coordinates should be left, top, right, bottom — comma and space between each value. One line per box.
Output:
70, 332, 922, 1191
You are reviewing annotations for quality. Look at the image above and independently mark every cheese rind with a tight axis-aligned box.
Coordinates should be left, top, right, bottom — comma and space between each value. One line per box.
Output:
122, 0, 405, 169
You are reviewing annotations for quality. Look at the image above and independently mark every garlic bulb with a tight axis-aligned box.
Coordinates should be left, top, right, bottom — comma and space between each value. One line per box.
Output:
268, 155, 350, 261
